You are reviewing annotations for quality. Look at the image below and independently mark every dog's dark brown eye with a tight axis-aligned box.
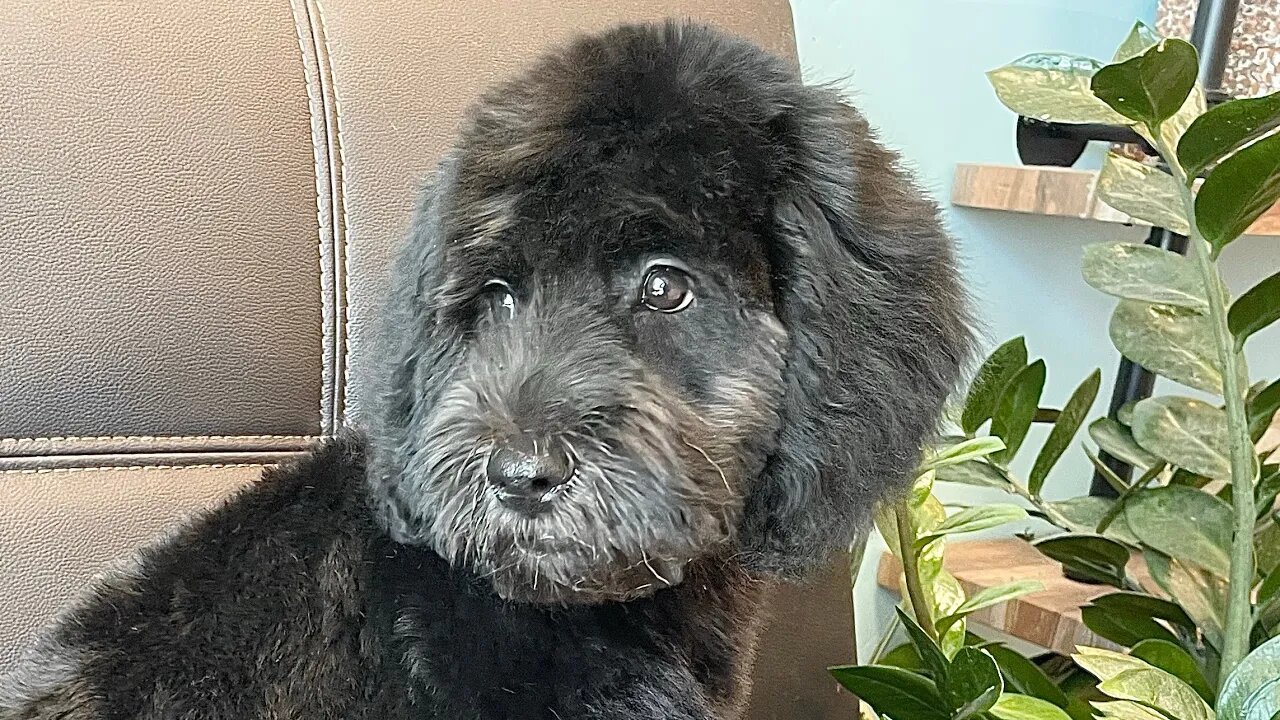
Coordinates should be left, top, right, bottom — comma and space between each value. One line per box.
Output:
640, 266, 693, 313
485, 280, 516, 320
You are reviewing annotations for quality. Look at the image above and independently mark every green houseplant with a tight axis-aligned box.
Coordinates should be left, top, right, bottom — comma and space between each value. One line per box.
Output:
831, 21, 1280, 720
833, 434, 1067, 720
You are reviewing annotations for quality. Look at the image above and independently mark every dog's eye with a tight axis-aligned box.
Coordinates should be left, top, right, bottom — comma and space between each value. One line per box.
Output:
640, 266, 694, 313
484, 279, 516, 320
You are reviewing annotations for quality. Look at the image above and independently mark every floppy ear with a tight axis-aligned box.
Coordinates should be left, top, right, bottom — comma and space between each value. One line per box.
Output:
739, 100, 974, 578
366, 154, 471, 540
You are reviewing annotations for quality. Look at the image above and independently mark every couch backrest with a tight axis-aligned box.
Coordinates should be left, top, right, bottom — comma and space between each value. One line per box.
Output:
0, 3, 856, 716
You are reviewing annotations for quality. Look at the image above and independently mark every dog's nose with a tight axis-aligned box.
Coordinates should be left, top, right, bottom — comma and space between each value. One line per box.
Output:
486, 436, 573, 511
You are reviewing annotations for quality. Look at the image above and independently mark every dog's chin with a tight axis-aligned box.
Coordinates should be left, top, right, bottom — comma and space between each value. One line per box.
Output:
442, 503, 719, 605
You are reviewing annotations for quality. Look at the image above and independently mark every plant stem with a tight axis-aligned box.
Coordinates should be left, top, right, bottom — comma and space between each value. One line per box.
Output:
1190, 237, 1257, 683
895, 502, 938, 639
1156, 134, 1258, 683
1096, 464, 1164, 534
1006, 478, 1079, 530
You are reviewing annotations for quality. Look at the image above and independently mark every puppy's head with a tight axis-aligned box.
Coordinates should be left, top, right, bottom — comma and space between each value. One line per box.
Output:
370, 21, 971, 603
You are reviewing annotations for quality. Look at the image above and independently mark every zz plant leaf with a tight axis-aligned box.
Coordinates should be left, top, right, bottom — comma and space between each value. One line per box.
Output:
1196, 130, 1280, 253
1089, 417, 1160, 470
827, 664, 950, 720
897, 607, 949, 682
1109, 300, 1229, 395
1255, 464, 1280, 519
1028, 369, 1101, 496
936, 580, 1044, 637
1074, 646, 1156, 683
989, 693, 1073, 720
990, 359, 1047, 465
921, 436, 1008, 473
1081, 604, 1180, 648
1113, 21, 1161, 63
935, 460, 1014, 491
1042, 496, 1142, 544
945, 647, 1003, 719
1145, 550, 1228, 651
1124, 485, 1233, 578
1093, 700, 1174, 720
1096, 153, 1190, 234
1228, 269, 1280, 347
915, 505, 1029, 550
1219, 636, 1280, 720
1240, 679, 1280, 720
1178, 88, 1280, 178
962, 337, 1028, 435
1082, 242, 1208, 312
1159, 84, 1208, 153
985, 644, 1070, 709
1098, 667, 1214, 720
1249, 379, 1280, 441
1130, 396, 1231, 480
988, 54, 1129, 125
1090, 38, 1199, 128
1034, 533, 1130, 588
1129, 639, 1214, 704
1089, 592, 1195, 632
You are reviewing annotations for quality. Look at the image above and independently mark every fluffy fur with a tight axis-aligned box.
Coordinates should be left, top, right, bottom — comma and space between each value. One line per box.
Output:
2, 21, 969, 719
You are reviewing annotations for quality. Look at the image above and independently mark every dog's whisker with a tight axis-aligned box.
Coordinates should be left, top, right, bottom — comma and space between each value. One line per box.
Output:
453, 442, 484, 490
640, 550, 672, 586
560, 437, 580, 464
680, 438, 730, 491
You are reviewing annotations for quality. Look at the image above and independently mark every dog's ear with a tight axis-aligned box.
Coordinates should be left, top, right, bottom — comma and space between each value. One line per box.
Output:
739, 100, 973, 577
374, 155, 460, 426
366, 154, 471, 539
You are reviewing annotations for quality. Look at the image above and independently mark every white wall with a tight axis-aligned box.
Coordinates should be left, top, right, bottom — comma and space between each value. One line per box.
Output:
789, 0, 1280, 657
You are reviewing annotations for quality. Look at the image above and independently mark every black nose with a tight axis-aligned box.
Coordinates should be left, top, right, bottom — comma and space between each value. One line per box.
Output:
486, 436, 573, 510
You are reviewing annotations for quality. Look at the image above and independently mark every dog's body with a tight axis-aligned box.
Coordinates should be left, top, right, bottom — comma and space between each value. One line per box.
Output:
2, 440, 761, 719
2, 21, 969, 720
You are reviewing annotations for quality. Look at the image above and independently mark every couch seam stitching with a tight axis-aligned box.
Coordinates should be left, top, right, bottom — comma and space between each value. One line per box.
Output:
0, 435, 318, 443
0, 464, 272, 476
288, 0, 336, 436
310, 0, 350, 428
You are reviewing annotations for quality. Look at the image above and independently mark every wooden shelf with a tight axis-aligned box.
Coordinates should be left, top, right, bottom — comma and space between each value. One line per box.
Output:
952, 163, 1280, 237
877, 539, 1117, 655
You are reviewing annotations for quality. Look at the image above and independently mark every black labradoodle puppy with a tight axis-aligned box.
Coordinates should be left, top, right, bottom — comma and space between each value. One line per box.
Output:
1, 20, 970, 720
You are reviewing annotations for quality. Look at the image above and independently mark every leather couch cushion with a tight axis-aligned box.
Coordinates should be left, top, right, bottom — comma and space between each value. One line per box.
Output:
0, 0, 328, 446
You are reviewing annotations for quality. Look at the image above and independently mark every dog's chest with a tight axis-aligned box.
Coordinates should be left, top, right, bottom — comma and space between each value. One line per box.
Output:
372, 543, 760, 719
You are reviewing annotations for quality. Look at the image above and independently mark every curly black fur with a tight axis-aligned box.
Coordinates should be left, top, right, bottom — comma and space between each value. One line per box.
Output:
2, 20, 970, 719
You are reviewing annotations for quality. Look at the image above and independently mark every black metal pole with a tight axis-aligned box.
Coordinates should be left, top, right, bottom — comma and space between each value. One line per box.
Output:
1190, 0, 1240, 92
1087, 1, 1237, 497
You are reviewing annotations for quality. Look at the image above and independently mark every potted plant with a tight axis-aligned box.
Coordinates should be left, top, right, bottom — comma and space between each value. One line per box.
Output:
833, 21, 1280, 720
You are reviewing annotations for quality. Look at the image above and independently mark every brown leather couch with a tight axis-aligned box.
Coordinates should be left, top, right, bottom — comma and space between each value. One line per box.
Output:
0, 1, 853, 716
